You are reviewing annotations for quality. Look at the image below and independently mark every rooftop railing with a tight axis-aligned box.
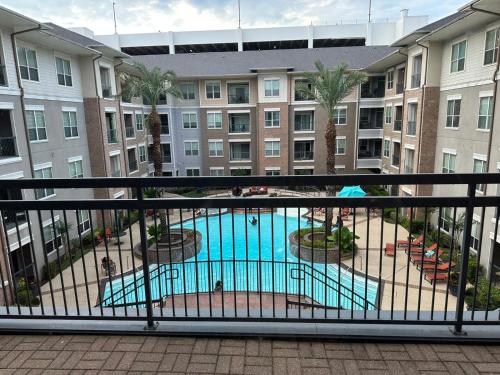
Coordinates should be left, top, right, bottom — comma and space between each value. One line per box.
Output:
0, 173, 498, 338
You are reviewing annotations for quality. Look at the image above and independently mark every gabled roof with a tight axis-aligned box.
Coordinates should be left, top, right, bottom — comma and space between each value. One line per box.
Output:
131, 46, 398, 78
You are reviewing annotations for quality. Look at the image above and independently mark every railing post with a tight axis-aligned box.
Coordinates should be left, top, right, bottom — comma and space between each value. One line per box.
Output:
454, 183, 475, 335
137, 187, 158, 330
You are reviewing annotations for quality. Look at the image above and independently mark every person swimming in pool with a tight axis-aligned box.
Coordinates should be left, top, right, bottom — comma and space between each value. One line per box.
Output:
249, 216, 258, 225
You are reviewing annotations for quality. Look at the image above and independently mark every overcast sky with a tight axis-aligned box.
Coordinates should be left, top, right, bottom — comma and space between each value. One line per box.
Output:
4, 0, 465, 35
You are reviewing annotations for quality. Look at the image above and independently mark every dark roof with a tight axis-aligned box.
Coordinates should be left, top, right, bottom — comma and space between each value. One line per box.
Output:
413, 10, 472, 34
43, 22, 105, 48
132, 46, 398, 77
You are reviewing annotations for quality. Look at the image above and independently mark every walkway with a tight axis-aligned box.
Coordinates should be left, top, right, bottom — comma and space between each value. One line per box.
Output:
0, 334, 498, 374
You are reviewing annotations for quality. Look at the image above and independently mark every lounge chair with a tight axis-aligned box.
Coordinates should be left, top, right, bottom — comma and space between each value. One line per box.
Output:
397, 234, 424, 248
410, 249, 443, 264
417, 261, 455, 272
406, 243, 438, 255
425, 272, 448, 284
384, 243, 396, 256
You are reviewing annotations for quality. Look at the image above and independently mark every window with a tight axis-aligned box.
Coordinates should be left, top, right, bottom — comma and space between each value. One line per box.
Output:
77, 210, 90, 233
182, 113, 197, 129
62, 111, 78, 138
446, 99, 461, 128
334, 108, 347, 125
473, 158, 487, 193
335, 138, 346, 155
160, 114, 169, 134
135, 113, 143, 131
138, 146, 147, 163
451, 41, 466, 73
34, 166, 54, 199
99, 66, 112, 98
17, 46, 39, 81
392, 142, 401, 167
43, 220, 62, 255
26, 110, 47, 142
442, 152, 456, 174
294, 79, 314, 101
127, 148, 138, 172
186, 168, 200, 176
55, 57, 72, 86
407, 103, 417, 136
411, 55, 422, 88
471, 219, 480, 251
180, 83, 196, 100
207, 112, 222, 129
478, 96, 493, 130
161, 144, 172, 163
68, 159, 83, 178
110, 155, 121, 177
387, 71, 394, 89
439, 207, 452, 233
208, 140, 223, 157
264, 140, 280, 157
124, 113, 135, 138
264, 79, 280, 97
105, 112, 117, 144
206, 81, 221, 99
294, 111, 314, 131
184, 141, 199, 156
266, 169, 280, 176
265, 111, 280, 127
210, 168, 224, 176
294, 140, 314, 161
383, 139, 391, 158
385, 106, 393, 124
484, 28, 500, 65
404, 148, 414, 174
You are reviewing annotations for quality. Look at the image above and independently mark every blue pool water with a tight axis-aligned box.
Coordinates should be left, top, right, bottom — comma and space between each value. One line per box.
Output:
102, 212, 379, 310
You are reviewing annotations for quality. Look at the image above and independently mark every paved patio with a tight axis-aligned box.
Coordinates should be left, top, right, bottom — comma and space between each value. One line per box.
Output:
0, 334, 498, 374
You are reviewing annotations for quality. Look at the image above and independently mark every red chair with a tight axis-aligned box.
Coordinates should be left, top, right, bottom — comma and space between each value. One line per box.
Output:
397, 234, 424, 248
425, 272, 448, 284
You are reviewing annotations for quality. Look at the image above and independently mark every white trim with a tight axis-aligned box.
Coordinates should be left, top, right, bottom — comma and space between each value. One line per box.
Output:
294, 137, 315, 141
0, 171, 24, 179
402, 187, 413, 195
25, 104, 44, 111
109, 150, 121, 156
336, 135, 346, 140
228, 138, 251, 142
23, 94, 83, 103
34, 161, 52, 170
473, 153, 487, 161
229, 166, 252, 170
227, 109, 251, 114
394, 101, 403, 107
392, 138, 400, 143
440, 79, 493, 92
113, 191, 125, 199
446, 94, 462, 101
264, 108, 280, 112
126, 144, 137, 150
293, 166, 314, 170
67, 155, 83, 163
479, 90, 494, 98
104, 107, 117, 113
406, 98, 418, 104
404, 143, 415, 150
294, 106, 315, 111
6, 235, 31, 252
209, 166, 224, 170
265, 167, 280, 171
264, 137, 280, 142
206, 110, 222, 114
123, 110, 134, 115
335, 105, 348, 110
0, 156, 22, 166
335, 165, 346, 169
61, 106, 77, 112
443, 148, 457, 155
42, 215, 60, 227
0, 102, 14, 110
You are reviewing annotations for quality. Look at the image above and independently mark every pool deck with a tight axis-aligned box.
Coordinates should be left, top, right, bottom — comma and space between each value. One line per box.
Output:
38, 208, 455, 315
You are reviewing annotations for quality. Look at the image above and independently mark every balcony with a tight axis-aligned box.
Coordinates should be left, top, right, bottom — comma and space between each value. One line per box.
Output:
0, 136, 17, 158
229, 114, 250, 133
360, 76, 385, 98
227, 83, 249, 104
356, 158, 382, 169
0, 174, 498, 340
294, 151, 314, 161
230, 143, 250, 161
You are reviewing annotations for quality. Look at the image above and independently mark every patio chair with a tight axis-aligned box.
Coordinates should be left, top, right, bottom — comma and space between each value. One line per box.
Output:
397, 234, 424, 248
424, 272, 448, 284
406, 243, 438, 255
417, 261, 455, 272
410, 249, 443, 265
384, 243, 397, 256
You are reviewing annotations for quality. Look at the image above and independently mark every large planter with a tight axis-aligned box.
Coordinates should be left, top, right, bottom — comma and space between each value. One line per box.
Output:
135, 229, 202, 263
289, 231, 353, 264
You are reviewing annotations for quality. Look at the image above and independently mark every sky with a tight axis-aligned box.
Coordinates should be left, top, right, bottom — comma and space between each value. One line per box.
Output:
3, 0, 465, 35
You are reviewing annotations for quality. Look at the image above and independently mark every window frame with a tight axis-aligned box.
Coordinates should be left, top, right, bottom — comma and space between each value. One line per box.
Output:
34, 165, 55, 199
205, 81, 221, 99
264, 110, 280, 128
445, 98, 461, 129
186, 168, 200, 177
68, 158, 84, 179
385, 106, 393, 124
55, 56, 73, 87
335, 137, 346, 155
207, 111, 222, 129
450, 40, 467, 73
264, 140, 280, 157
62, 110, 78, 139
182, 112, 198, 129
264, 79, 280, 97
383, 139, 391, 158
333, 107, 347, 126
484, 28, 500, 66
43, 219, 62, 255
17, 46, 39, 82
26, 109, 47, 142
184, 140, 199, 156
442, 151, 456, 174
138, 145, 147, 163
180, 83, 196, 100
477, 96, 493, 130
386, 70, 394, 90
135, 113, 144, 131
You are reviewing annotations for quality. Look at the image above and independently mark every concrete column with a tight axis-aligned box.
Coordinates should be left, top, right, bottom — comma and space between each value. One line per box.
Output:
237, 28, 243, 51
366, 23, 373, 46
307, 24, 314, 49
167, 31, 175, 54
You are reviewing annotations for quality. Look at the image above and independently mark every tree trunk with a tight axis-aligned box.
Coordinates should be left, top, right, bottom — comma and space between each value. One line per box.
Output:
150, 109, 168, 240
324, 118, 336, 235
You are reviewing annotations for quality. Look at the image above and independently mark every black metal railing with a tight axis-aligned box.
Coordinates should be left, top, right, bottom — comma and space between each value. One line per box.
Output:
0, 137, 17, 158
228, 93, 249, 104
0, 173, 498, 337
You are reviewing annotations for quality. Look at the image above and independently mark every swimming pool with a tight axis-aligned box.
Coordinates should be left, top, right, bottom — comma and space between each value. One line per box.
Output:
102, 211, 379, 310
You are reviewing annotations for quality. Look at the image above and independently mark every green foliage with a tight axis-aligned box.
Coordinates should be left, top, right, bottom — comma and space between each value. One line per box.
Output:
448, 271, 460, 286
465, 277, 500, 311
269, 192, 278, 197
148, 224, 166, 245
123, 210, 139, 227
294, 227, 336, 250
330, 227, 360, 255
143, 188, 157, 199
466, 255, 484, 285
16, 278, 40, 306
364, 185, 389, 197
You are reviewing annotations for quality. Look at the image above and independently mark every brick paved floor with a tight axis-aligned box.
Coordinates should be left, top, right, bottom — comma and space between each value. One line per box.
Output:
0, 335, 498, 374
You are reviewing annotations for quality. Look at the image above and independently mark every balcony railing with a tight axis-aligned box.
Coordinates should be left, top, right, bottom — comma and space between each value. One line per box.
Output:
394, 120, 402, 132
229, 123, 250, 133
396, 82, 404, 94
407, 121, 417, 136
0, 174, 499, 338
0, 137, 17, 158
294, 151, 314, 161
411, 74, 421, 88
359, 120, 383, 130
125, 127, 135, 138
228, 93, 249, 104
128, 159, 138, 172
107, 129, 118, 144
230, 152, 250, 161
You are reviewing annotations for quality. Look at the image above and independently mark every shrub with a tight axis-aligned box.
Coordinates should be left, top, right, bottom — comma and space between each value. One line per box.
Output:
329, 227, 359, 255
123, 210, 139, 227
466, 255, 484, 285
465, 277, 500, 311
364, 185, 389, 197
148, 224, 166, 244
42, 261, 60, 281
16, 278, 40, 306
269, 192, 278, 197
143, 188, 157, 198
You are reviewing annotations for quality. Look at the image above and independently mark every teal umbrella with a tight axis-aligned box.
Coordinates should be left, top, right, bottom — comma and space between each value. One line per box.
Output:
337, 185, 366, 197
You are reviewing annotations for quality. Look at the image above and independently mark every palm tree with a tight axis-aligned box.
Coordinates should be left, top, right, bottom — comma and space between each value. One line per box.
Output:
296, 61, 366, 234
122, 63, 181, 239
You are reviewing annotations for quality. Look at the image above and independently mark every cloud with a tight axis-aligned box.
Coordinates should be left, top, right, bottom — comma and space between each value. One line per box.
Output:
1, 0, 463, 35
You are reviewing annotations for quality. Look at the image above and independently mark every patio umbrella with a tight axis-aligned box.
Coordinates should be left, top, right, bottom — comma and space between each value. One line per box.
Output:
337, 185, 366, 197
